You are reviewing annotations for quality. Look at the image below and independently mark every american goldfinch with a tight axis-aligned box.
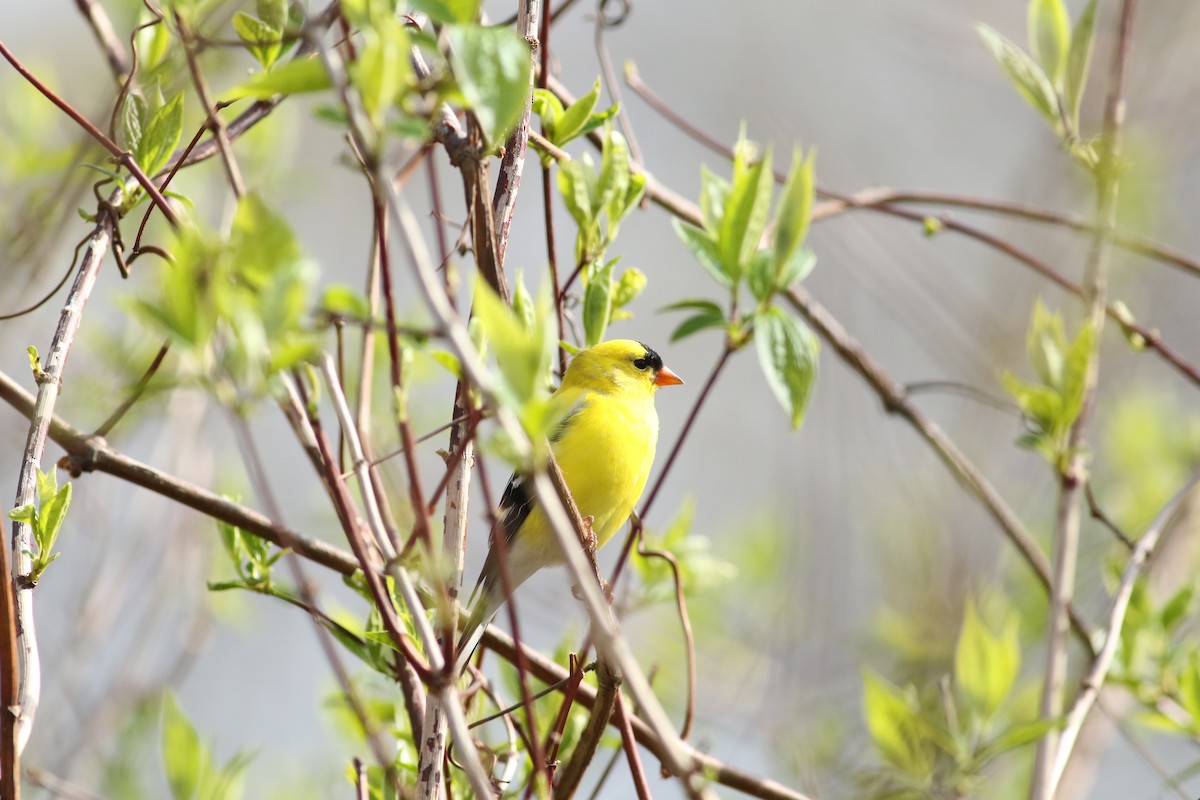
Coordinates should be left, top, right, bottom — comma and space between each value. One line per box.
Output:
456, 339, 683, 672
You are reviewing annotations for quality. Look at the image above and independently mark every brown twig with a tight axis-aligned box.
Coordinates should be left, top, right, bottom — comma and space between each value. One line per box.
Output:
613, 690, 652, 800
5, 210, 114, 790
1048, 470, 1200, 796
175, 12, 246, 198
482, 628, 814, 800
634, 517, 696, 741
491, 0, 540, 268
0, 367, 361, 577
555, 658, 619, 798
92, 341, 170, 437
0, 39, 178, 226
72, 0, 129, 80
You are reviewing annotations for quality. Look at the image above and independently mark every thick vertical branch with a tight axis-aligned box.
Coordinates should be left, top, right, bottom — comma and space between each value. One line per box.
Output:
491, 0, 540, 268
1031, 4, 1137, 798
7, 213, 112, 791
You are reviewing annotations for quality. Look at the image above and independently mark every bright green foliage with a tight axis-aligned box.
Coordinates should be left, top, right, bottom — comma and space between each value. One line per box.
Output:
1001, 299, 1093, 471
976, 25, 1059, 131
134, 91, 184, 178
954, 600, 1020, 719
1109, 573, 1200, 736
7, 467, 71, 583
630, 497, 737, 609
472, 279, 563, 447
862, 670, 937, 776
670, 135, 819, 429
209, 519, 287, 594
977, 0, 1098, 151
161, 693, 253, 800
860, 597, 1052, 798
410, 0, 480, 24
1027, 0, 1070, 84
232, 12, 283, 70
1098, 393, 1200, 532
555, 127, 646, 344
754, 307, 819, 430
351, 15, 413, 130
127, 193, 320, 406
227, 58, 333, 100
532, 79, 619, 165
446, 24, 530, 145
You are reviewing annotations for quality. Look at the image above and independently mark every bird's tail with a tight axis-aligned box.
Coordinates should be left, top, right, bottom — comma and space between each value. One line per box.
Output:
453, 586, 501, 675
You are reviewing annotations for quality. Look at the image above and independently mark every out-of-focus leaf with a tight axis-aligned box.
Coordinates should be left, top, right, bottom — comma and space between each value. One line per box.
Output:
446, 24, 530, 144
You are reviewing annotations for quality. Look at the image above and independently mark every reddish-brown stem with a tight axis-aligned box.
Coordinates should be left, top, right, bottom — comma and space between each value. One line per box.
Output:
613, 691, 652, 800
175, 12, 245, 198
0, 39, 178, 227
474, 451, 551, 790
92, 341, 170, 437
636, 532, 696, 741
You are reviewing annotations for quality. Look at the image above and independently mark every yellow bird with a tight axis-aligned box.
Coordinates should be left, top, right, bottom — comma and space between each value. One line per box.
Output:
456, 340, 683, 672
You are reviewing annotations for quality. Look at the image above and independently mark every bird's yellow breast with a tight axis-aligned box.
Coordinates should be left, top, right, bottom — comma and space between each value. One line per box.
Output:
552, 388, 658, 548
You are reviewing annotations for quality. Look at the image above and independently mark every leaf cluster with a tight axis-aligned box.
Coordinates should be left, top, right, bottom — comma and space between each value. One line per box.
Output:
977, 0, 1098, 166
669, 133, 819, 429
6, 467, 72, 583
126, 193, 319, 406
861, 600, 1049, 798
1000, 299, 1094, 472
555, 127, 648, 346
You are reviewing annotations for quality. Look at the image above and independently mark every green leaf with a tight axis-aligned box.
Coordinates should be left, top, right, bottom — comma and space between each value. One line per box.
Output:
1059, 319, 1095, 430
1064, 0, 1097, 128
954, 600, 1020, 718
511, 270, 536, 332
256, 0, 288, 30
554, 79, 602, 144
232, 12, 282, 70
777, 246, 816, 290
350, 18, 411, 127
410, 0, 479, 24
319, 284, 372, 320
772, 146, 815, 274
862, 670, 934, 774
1028, 0, 1070, 83
532, 89, 564, 132
612, 267, 646, 308
583, 258, 617, 346
37, 481, 71, 556
225, 58, 332, 100
754, 307, 818, 429
557, 159, 594, 228
473, 279, 553, 409
136, 92, 184, 176
718, 140, 773, 281
162, 694, 207, 800
446, 24, 531, 144
26, 346, 41, 379
1027, 298, 1067, 389
670, 310, 726, 342
979, 718, 1058, 760
7, 505, 35, 526
699, 165, 729, 235
599, 129, 633, 226
123, 94, 147, 154
747, 251, 774, 303
672, 219, 731, 288
35, 466, 57, 502
977, 24, 1060, 130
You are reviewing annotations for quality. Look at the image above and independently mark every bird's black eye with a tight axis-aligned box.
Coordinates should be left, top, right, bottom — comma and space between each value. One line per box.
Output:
633, 344, 663, 372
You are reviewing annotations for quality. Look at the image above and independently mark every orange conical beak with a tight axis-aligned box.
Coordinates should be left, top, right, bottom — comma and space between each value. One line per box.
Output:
654, 366, 684, 387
